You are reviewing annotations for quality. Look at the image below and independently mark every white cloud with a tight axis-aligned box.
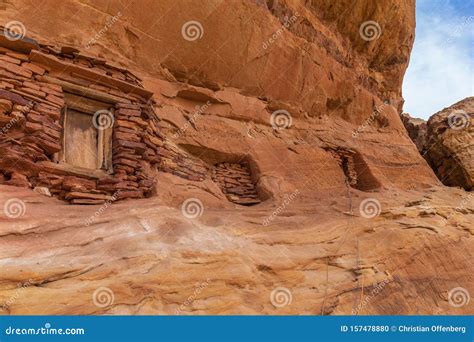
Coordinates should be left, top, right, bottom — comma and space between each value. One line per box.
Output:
402, 1, 473, 119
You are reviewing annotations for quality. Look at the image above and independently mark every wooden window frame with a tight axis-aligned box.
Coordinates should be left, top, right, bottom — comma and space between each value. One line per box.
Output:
58, 93, 114, 174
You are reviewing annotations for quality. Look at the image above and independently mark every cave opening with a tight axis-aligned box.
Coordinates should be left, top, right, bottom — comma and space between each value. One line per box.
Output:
326, 147, 381, 191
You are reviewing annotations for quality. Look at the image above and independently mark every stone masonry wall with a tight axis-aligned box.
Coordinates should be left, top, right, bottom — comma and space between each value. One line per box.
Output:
211, 162, 260, 206
0, 32, 219, 204
0, 34, 168, 204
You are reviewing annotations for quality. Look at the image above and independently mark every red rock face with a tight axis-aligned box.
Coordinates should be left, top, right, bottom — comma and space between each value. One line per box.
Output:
400, 112, 428, 152
0, 1, 472, 315
1, 0, 415, 112
423, 97, 474, 191
0, 0, 438, 204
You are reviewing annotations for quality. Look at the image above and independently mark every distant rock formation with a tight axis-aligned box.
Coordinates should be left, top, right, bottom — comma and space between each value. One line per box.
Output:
400, 112, 427, 152
401, 98, 473, 190
424, 97, 473, 191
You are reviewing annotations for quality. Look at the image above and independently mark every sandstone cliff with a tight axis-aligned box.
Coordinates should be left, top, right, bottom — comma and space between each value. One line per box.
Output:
0, 0, 472, 315
424, 97, 473, 191
401, 98, 473, 191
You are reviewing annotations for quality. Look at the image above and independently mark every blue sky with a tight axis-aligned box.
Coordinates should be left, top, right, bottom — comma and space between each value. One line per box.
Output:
402, 0, 473, 119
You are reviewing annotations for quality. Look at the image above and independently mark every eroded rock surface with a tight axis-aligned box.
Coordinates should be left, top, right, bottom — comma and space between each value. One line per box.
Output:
0, 185, 473, 314
423, 98, 474, 191
401, 112, 427, 152
0, 0, 472, 315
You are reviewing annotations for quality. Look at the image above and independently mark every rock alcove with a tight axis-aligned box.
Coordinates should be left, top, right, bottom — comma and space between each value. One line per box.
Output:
326, 147, 381, 191
211, 162, 261, 206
